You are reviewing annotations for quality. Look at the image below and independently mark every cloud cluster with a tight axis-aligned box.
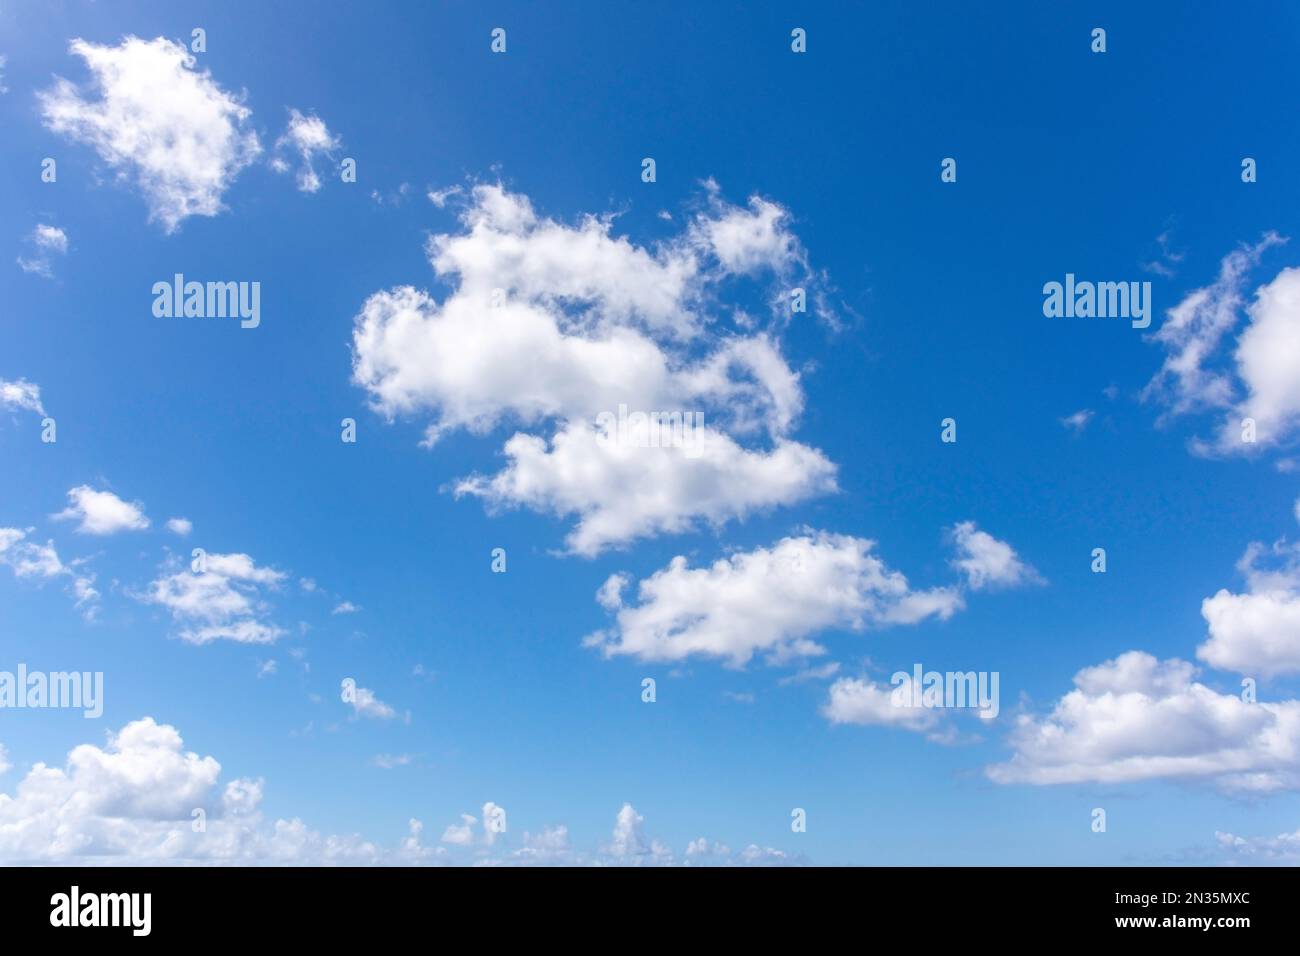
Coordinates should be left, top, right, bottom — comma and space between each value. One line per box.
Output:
0, 719, 795, 866
39, 36, 261, 232
1144, 234, 1300, 454
0, 527, 99, 618
16, 224, 68, 278
458, 423, 835, 556
271, 108, 340, 193
142, 552, 286, 644
585, 528, 1035, 666
352, 184, 837, 554
0, 718, 385, 864
1216, 826, 1300, 863
987, 651, 1300, 791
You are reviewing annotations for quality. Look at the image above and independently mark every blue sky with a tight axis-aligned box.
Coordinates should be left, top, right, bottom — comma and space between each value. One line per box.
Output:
3, 0, 1300, 865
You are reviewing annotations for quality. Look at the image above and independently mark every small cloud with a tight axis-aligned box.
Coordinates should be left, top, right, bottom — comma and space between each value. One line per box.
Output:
1059, 408, 1094, 433
17, 224, 68, 278
166, 517, 192, 536
426, 184, 462, 208
411, 664, 436, 682
272, 108, 340, 193
54, 485, 150, 535
0, 378, 46, 417
948, 521, 1042, 591
1141, 228, 1185, 278
331, 600, 360, 615
342, 680, 397, 720
370, 182, 411, 207
372, 753, 413, 769
778, 662, 841, 686
256, 659, 277, 679
441, 814, 476, 846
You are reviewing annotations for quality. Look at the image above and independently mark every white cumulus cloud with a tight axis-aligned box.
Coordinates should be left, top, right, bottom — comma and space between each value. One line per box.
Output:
39, 36, 261, 232
1198, 538, 1300, 677
53, 485, 150, 535
948, 520, 1041, 591
351, 184, 838, 554
987, 651, 1300, 791
586, 531, 964, 667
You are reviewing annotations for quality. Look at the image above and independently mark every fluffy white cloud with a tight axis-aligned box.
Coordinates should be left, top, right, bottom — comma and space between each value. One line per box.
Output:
948, 521, 1041, 591
437, 803, 506, 847
1229, 265, 1300, 450
0, 720, 794, 865
987, 651, 1300, 791
0, 378, 45, 417
30, 223, 67, 254
1198, 539, 1300, 677
822, 675, 946, 736
587, 531, 964, 667
39, 36, 261, 232
689, 188, 805, 278
53, 485, 149, 535
166, 517, 193, 536
142, 552, 286, 644
0, 718, 396, 864
271, 108, 340, 193
604, 803, 674, 865
352, 287, 805, 440
1142, 234, 1300, 453
457, 421, 835, 556
351, 184, 837, 553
